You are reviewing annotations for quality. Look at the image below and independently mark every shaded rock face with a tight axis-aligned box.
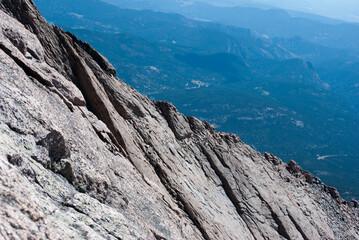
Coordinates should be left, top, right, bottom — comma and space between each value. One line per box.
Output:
0, 0, 358, 239
37, 130, 71, 162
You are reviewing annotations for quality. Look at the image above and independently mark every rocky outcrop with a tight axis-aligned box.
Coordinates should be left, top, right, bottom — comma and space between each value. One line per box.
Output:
0, 0, 358, 239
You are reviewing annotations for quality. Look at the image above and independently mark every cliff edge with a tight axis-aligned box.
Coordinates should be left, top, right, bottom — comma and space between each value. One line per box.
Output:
0, 0, 358, 239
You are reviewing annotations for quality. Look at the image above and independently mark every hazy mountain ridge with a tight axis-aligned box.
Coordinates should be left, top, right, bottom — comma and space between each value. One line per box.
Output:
103, 0, 359, 49
122, 0, 359, 23
35, 0, 297, 61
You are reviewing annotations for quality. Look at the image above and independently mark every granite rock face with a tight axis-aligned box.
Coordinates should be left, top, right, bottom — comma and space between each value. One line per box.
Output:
0, 0, 358, 239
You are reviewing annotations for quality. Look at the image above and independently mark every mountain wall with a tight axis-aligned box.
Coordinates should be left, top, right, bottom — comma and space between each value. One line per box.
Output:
0, 0, 358, 239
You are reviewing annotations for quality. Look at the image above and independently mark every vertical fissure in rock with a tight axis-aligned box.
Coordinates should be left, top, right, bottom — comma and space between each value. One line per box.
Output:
254, 187, 291, 240
200, 145, 257, 240
154, 101, 192, 140
66, 31, 117, 76
53, 28, 129, 157
213, 149, 230, 169
149, 158, 210, 240
287, 211, 310, 240
270, 212, 291, 240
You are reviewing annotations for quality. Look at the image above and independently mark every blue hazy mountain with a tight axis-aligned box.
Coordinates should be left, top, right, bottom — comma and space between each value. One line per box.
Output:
33, 0, 359, 200
104, 0, 359, 50
212, 0, 359, 23
105, 0, 359, 23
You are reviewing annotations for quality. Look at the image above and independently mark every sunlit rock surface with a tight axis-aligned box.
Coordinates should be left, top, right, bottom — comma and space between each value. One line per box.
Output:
0, 0, 358, 239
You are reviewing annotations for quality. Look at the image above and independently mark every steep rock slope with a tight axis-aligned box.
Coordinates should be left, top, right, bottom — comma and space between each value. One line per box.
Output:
0, 0, 358, 239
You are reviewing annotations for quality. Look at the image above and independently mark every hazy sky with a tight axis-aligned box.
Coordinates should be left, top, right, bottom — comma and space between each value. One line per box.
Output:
195, 0, 359, 22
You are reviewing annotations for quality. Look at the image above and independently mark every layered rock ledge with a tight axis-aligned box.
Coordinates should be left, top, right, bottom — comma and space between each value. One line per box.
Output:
0, 0, 358, 239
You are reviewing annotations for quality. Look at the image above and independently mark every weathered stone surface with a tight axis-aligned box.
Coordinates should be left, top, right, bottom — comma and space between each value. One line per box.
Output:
155, 101, 193, 140
0, 0, 358, 239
